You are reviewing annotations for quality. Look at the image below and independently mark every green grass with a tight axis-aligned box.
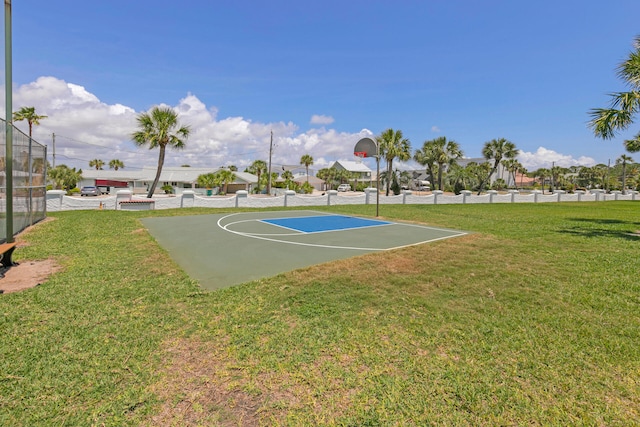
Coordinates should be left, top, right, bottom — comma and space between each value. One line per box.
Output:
0, 203, 639, 426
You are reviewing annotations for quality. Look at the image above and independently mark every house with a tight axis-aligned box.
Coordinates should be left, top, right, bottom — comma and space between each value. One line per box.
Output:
330, 160, 374, 189
78, 166, 258, 195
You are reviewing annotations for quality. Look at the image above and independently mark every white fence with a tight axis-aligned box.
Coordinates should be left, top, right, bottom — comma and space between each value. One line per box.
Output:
45, 188, 639, 212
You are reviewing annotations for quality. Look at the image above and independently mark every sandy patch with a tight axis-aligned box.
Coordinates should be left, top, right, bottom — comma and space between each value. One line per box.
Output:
0, 259, 62, 294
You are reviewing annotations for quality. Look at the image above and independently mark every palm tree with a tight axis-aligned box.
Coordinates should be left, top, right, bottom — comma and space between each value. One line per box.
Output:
477, 138, 518, 194
300, 154, 314, 183
418, 137, 463, 191
414, 142, 437, 192
281, 170, 295, 189
503, 159, 523, 189
109, 159, 125, 170
89, 159, 105, 170
197, 173, 218, 195
616, 154, 634, 193
131, 106, 191, 198
247, 160, 267, 193
215, 169, 236, 195
446, 162, 480, 194
533, 168, 550, 193
589, 35, 640, 153
316, 167, 336, 191
48, 164, 82, 191
12, 106, 47, 138
377, 128, 411, 196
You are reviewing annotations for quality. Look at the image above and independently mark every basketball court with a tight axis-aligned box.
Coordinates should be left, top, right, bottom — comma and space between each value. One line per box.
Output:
142, 210, 467, 290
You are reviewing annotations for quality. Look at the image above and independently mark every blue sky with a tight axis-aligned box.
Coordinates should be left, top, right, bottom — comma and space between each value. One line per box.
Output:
3, 0, 640, 173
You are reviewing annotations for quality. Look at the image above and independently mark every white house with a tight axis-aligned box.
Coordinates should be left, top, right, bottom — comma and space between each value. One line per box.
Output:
330, 160, 374, 189
79, 166, 258, 195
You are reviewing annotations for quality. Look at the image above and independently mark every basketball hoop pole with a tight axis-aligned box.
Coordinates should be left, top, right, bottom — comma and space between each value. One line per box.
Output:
375, 141, 379, 217
354, 136, 380, 217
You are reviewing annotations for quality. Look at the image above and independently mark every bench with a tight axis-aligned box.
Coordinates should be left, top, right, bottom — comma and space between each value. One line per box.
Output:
0, 242, 18, 277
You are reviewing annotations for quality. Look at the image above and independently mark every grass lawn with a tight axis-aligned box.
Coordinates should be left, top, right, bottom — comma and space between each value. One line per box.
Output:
0, 202, 638, 426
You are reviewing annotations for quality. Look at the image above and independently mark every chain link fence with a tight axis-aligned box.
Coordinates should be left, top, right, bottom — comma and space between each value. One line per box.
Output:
1, 119, 47, 243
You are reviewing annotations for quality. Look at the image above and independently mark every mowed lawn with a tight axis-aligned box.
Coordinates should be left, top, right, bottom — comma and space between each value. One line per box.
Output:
1, 202, 638, 426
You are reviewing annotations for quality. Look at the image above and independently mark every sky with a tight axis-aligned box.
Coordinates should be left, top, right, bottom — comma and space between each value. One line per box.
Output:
2, 0, 640, 174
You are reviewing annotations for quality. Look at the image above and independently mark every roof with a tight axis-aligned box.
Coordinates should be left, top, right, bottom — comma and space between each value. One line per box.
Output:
293, 175, 325, 185
330, 160, 372, 173
81, 166, 258, 184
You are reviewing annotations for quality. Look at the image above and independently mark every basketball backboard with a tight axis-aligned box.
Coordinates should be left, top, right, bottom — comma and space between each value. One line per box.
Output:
354, 137, 378, 158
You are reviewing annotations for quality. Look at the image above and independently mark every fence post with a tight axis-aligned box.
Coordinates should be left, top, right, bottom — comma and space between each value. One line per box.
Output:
461, 190, 471, 204
433, 190, 443, 205
402, 189, 412, 204
327, 189, 337, 206
365, 187, 377, 205
532, 190, 541, 203
284, 190, 296, 207
116, 190, 132, 210
181, 190, 195, 208
553, 190, 565, 202
235, 190, 248, 208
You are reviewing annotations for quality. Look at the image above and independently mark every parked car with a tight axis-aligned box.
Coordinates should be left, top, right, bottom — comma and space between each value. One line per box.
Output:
80, 186, 101, 196
337, 184, 351, 192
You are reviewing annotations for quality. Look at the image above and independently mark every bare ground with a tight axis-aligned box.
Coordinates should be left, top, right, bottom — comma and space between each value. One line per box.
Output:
0, 258, 61, 294
0, 217, 61, 294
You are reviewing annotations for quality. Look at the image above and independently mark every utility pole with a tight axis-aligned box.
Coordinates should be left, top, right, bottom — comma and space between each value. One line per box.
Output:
267, 130, 273, 195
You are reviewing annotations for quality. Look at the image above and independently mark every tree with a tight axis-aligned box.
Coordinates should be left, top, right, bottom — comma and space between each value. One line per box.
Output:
300, 154, 314, 183
109, 159, 125, 170
616, 154, 634, 193
589, 35, 640, 153
415, 137, 463, 191
215, 169, 236, 195
316, 168, 336, 191
247, 160, 267, 193
131, 106, 191, 198
89, 159, 105, 170
446, 163, 479, 194
533, 168, 550, 193
197, 173, 218, 190
503, 159, 523, 189
477, 138, 518, 194
414, 142, 437, 192
377, 128, 411, 196
12, 106, 47, 138
48, 165, 82, 191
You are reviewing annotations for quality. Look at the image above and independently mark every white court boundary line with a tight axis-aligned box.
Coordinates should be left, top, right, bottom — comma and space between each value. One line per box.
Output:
216, 212, 468, 252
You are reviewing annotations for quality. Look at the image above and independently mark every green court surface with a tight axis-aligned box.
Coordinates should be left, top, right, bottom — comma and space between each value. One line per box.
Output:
142, 210, 467, 290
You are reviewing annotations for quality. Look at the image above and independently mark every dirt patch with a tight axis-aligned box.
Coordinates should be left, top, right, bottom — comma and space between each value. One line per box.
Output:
0, 258, 62, 294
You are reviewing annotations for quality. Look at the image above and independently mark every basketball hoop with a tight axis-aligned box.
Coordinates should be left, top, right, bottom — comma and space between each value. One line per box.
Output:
353, 136, 380, 217
354, 151, 367, 163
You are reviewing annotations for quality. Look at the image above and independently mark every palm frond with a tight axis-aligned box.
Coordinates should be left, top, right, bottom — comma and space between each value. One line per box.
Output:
624, 134, 640, 153
588, 107, 633, 139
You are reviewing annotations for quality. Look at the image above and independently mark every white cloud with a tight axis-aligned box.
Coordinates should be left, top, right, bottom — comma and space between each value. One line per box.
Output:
310, 114, 334, 125
2, 76, 366, 172
518, 147, 596, 170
